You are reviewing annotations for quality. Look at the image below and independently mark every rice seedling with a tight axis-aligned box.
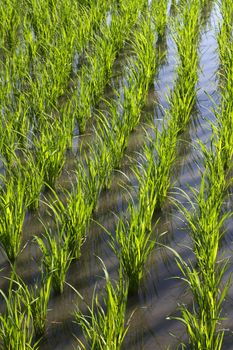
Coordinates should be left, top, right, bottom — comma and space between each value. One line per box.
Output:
29, 275, 52, 338
35, 220, 72, 294
44, 172, 93, 260
0, 171, 27, 263
146, 119, 180, 211
110, 199, 158, 294
3, 271, 52, 341
0, 275, 39, 350
33, 116, 67, 189
151, 0, 168, 40
74, 261, 129, 350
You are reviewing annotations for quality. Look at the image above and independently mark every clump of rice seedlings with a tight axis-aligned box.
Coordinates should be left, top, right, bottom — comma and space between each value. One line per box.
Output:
0, 172, 27, 263
35, 221, 72, 294
4, 271, 52, 341
0, 116, 18, 168
147, 119, 179, 211
45, 173, 93, 260
216, 1, 233, 172
30, 275, 52, 338
16, 149, 44, 211
215, 95, 233, 173
217, 0, 233, 76
74, 261, 129, 349
74, 0, 112, 54
111, 206, 157, 295
169, 0, 200, 130
122, 11, 158, 127
0, 275, 39, 350
151, 0, 168, 40
34, 116, 67, 189
0, 0, 21, 53
169, 249, 230, 350
22, 0, 112, 141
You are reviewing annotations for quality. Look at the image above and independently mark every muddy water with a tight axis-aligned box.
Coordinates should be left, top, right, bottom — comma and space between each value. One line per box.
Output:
0, 2, 232, 349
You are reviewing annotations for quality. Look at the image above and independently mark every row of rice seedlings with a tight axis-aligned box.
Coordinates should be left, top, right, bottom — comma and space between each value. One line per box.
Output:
74, 262, 129, 349
35, 2, 163, 295
74, 0, 149, 133
170, 131, 232, 349
95, 4, 168, 294
169, 4, 233, 345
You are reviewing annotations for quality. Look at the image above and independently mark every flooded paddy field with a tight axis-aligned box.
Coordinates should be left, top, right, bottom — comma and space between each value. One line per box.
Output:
0, 0, 232, 349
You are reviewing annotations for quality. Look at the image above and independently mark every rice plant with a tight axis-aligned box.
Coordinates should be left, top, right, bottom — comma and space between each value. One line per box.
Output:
0, 275, 39, 350
33, 116, 67, 189
29, 275, 52, 338
0, 171, 27, 263
45, 174, 93, 260
35, 220, 72, 294
74, 262, 129, 350
151, 0, 168, 40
